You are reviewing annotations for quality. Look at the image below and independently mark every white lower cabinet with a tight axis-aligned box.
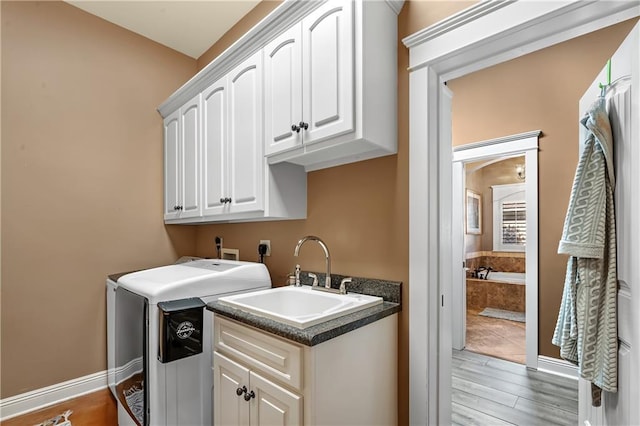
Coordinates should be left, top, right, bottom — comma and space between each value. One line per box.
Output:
214, 353, 303, 426
213, 314, 398, 426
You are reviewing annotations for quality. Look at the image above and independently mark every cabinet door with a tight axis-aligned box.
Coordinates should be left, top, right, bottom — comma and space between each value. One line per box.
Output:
202, 77, 229, 216
228, 51, 264, 214
264, 24, 303, 155
179, 94, 202, 218
302, 0, 354, 144
163, 110, 180, 220
249, 371, 302, 426
214, 352, 250, 426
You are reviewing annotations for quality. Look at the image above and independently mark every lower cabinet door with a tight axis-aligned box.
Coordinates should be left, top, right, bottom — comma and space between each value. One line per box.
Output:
214, 352, 250, 426
214, 351, 303, 426
249, 371, 302, 426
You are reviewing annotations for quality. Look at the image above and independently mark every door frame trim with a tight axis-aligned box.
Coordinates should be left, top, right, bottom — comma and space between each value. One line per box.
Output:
404, 1, 640, 424
452, 131, 539, 370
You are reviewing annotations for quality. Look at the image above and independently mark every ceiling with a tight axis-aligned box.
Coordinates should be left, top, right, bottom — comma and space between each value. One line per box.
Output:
66, 1, 261, 59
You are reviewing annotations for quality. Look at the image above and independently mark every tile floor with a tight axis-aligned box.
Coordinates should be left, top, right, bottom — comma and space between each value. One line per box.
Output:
465, 308, 526, 364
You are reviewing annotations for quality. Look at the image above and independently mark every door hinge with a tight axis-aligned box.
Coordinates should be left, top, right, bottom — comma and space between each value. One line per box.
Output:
441, 295, 444, 307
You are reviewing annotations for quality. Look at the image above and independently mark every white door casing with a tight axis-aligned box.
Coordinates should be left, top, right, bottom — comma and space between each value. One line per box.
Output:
404, 1, 640, 424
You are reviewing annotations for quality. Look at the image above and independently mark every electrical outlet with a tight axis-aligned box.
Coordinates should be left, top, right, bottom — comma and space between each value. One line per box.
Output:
259, 240, 271, 256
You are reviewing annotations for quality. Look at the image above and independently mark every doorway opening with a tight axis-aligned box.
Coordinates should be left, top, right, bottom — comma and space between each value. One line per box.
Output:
464, 156, 527, 364
451, 133, 539, 368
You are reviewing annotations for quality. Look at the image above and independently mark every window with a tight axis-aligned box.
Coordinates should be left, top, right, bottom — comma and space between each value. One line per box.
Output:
492, 184, 526, 252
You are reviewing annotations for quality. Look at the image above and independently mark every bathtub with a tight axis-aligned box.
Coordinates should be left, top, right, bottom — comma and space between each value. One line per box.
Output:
487, 271, 525, 285
467, 271, 526, 312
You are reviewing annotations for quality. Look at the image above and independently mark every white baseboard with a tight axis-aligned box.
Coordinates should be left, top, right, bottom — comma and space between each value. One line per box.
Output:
537, 355, 579, 380
0, 370, 108, 421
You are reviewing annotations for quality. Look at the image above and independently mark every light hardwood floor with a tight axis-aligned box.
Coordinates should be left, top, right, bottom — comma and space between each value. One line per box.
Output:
1, 388, 117, 426
452, 349, 578, 426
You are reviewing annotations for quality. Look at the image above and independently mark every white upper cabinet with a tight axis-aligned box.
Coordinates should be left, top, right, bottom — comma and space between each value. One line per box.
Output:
158, 0, 402, 223
264, 1, 355, 157
163, 110, 180, 220
228, 53, 264, 214
301, 1, 354, 144
169, 51, 306, 224
163, 94, 201, 221
180, 95, 201, 218
202, 53, 265, 219
264, 25, 303, 155
264, 0, 399, 171
202, 77, 228, 217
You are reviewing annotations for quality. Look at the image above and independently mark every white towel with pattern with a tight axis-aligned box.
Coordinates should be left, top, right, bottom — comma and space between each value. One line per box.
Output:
552, 97, 618, 405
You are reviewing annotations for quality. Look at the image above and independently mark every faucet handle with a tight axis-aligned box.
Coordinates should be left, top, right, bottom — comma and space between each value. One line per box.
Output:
308, 272, 318, 286
339, 278, 352, 295
295, 264, 301, 286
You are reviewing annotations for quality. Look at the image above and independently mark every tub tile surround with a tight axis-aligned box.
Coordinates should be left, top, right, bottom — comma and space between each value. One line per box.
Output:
467, 279, 526, 312
208, 274, 401, 346
466, 251, 525, 274
466, 252, 526, 313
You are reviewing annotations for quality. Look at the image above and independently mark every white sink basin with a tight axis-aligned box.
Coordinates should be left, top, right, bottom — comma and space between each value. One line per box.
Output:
218, 286, 383, 329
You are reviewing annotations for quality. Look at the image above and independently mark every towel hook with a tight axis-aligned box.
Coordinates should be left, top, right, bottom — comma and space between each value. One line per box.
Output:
598, 59, 612, 96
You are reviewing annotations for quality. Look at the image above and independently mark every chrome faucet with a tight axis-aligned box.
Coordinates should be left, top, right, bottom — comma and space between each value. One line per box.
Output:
293, 236, 331, 289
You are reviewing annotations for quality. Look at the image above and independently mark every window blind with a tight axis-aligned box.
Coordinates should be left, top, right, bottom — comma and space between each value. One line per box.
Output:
502, 201, 526, 245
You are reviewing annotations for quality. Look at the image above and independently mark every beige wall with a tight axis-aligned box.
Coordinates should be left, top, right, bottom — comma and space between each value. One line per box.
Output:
1, 1, 197, 397
197, 0, 282, 71
448, 18, 638, 358
2, 1, 635, 424
465, 165, 483, 254
479, 157, 525, 252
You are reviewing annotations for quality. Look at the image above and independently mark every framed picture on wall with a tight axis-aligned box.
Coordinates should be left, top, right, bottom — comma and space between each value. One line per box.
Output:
466, 189, 482, 235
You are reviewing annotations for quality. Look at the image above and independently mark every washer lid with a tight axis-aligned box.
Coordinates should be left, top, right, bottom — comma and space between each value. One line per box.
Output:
117, 259, 271, 303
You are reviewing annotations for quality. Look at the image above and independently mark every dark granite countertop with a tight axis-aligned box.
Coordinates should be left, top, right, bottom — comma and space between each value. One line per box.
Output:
207, 272, 402, 347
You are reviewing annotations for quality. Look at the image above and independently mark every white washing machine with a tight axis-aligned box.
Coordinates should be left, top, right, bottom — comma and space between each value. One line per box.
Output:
106, 259, 271, 426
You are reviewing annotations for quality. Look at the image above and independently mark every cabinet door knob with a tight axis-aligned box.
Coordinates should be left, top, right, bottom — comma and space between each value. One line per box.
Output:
299, 121, 309, 131
243, 390, 255, 401
236, 386, 247, 396
225, 197, 232, 204
220, 198, 225, 204
291, 123, 301, 133
173, 206, 178, 210
178, 205, 183, 211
